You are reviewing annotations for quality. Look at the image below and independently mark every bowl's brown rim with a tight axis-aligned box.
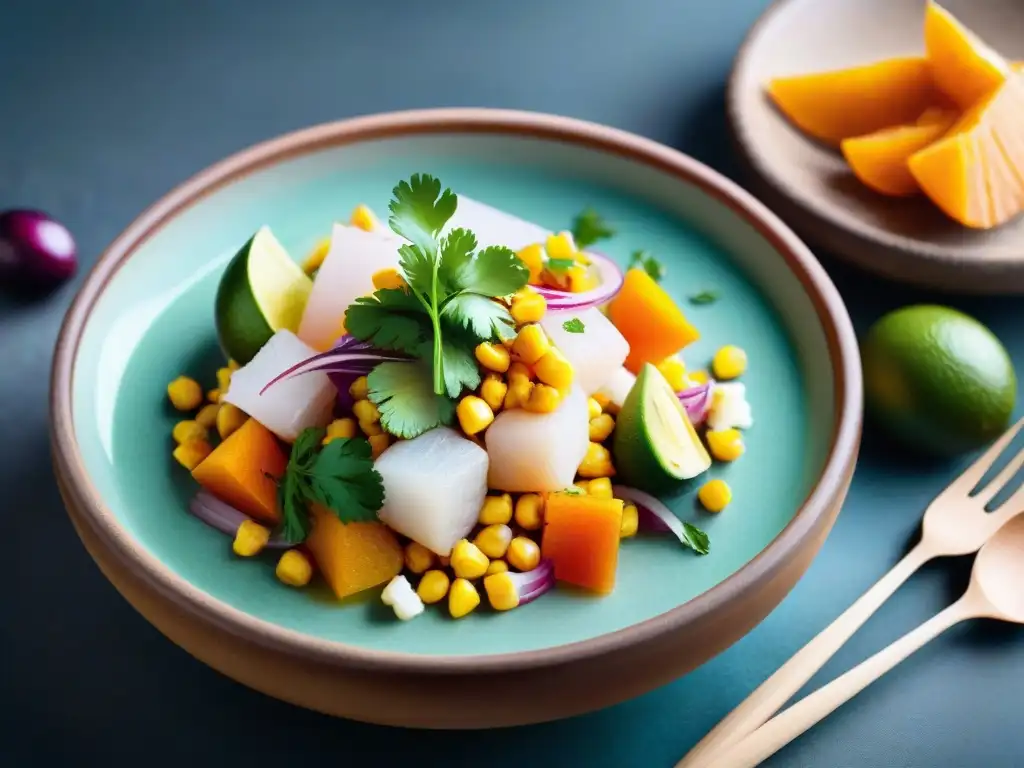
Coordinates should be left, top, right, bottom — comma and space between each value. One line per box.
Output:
726, 0, 1024, 279
50, 107, 862, 675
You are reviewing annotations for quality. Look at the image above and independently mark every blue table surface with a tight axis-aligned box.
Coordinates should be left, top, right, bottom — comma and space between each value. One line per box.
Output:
2, 1, 1021, 765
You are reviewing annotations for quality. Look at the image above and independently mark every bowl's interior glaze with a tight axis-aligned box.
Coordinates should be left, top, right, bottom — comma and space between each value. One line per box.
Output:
71, 134, 835, 655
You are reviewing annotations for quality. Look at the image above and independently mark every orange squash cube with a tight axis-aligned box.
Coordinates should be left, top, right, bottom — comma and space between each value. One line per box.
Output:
305, 506, 403, 599
609, 269, 700, 374
541, 494, 624, 594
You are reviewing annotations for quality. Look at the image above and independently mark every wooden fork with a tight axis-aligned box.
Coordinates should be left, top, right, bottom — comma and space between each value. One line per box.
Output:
678, 417, 1024, 768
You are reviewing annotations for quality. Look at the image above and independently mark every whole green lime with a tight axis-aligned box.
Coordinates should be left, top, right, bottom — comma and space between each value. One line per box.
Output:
861, 305, 1016, 456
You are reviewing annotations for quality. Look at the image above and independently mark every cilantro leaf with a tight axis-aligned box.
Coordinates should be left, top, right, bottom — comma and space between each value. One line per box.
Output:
439, 336, 482, 398
368, 361, 456, 439
437, 228, 478, 292
546, 257, 575, 273
629, 250, 666, 283
571, 208, 615, 249
308, 438, 384, 522
279, 465, 311, 543
449, 245, 529, 297
562, 317, 585, 334
397, 243, 435, 298
344, 289, 429, 353
682, 522, 710, 555
442, 293, 515, 340
388, 174, 457, 257
689, 290, 719, 305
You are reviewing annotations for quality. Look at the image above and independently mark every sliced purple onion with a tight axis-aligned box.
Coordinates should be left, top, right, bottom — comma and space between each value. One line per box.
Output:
188, 490, 291, 548
484, 559, 555, 609
678, 381, 715, 426
532, 251, 624, 310
613, 485, 710, 555
0, 209, 77, 286
329, 370, 361, 414
259, 334, 408, 395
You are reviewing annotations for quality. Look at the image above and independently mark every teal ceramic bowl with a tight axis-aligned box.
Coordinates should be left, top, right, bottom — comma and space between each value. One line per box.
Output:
51, 108, 862, 728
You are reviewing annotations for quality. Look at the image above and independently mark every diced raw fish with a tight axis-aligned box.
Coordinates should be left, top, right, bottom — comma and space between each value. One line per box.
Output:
486, 386, 589, 493
541, 308, 630, 394
375, 428, 489, 556
445, 195, 552, 251
223, 330, 336, 442
595, 366, 637, 410
297, 223, 402, 351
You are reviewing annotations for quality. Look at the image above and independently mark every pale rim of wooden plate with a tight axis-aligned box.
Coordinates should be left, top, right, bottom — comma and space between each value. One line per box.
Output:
49, 107, 862, 675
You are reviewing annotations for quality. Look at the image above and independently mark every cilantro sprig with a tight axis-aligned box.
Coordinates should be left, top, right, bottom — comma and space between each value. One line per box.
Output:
629, 250, 665, 283
571, 208, 615, 249
562, 317, 586, 334
276, 428, 385, 543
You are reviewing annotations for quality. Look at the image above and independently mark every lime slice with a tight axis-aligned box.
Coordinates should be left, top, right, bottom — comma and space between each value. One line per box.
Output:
613, 363, 711, 492
215, 226, 313, 365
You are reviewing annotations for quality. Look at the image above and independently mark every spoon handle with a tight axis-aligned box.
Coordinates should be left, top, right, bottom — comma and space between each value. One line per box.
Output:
710, 599, 975, 768
677, 544, 932, 768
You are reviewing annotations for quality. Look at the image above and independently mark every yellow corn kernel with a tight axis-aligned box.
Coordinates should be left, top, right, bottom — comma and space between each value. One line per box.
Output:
514, 494, 544, 531
512, 324, 551, 365
480, 374, 508, 412
474, 524, 513, 559
698, 478, 733, 513
503, 379, 533, 410
302, 237, 332, 274
195, 403, 220, 430
533, 348, 574, 390
349, 376, 369, 400
352, 399, 380, 424
216, 403, 247, 440
173, 439, 212, 470
507, 536, 541, 572
172, 420, 206, 445
656, 355, 688, 392
448, 578, 481, 619
359, 419, 383, 437
167, 376, 203, 411
276, 549, 313, 587
417, 569, 450, 604
404, 541, 435, 574
592, 392, 612, 410
478, 493, 513, 525
687, 370, 710, 387
510, 291, 547, 325
706, 428, 746, 462
350, 203, 378, 232
207, 388, 221, 403
508, 361, 533, 385
578, 442, 616, 478
450, 539, 490, 579
566, 265, 597, 293
523, 383, 562, 414
371, 267, 407, 291
588, 413, 616, 442
546, 231, 576, 260
485, 559, 509, 576
712, 345, 748, 380
587, 397, 604, 420
587, 477, 614, 499
232, 519, 270, 557
483, 571, 519, 611
474, 342, 511, 373
325, 417, 358, 442
228, 359, 241, 372
369, 433, 391, 459
216, 366, 233, 393
620, 503, 639, 538
456, 395, 494, 436
517, 243, 545, 283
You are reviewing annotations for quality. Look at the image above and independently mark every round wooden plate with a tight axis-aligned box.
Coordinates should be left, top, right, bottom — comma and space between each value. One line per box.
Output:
729, 0, 1024, 294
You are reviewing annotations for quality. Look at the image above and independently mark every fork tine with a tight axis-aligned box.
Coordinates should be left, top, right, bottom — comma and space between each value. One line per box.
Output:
993, 482, 1024, 518
974, 447, 1024, 504
950, 416, 1024, 493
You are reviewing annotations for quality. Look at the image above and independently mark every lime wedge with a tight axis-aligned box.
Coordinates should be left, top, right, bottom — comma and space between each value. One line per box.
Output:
613, 363, 711, 492
215, 226, 313, 365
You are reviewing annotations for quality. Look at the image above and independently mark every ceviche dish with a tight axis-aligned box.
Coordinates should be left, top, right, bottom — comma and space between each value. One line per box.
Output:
164, 174, 754, 623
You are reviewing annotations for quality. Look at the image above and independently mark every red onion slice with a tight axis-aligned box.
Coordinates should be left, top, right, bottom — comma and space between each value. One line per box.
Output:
678, 381, 715, 426
613, 485, 710, 555
188, 491, 291, 548
532, 251, 624, 310
258, 334, 408, 395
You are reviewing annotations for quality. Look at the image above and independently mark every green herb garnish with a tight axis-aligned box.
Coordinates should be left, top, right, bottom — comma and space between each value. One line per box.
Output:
344, 174, 530, 438
629, 250, 665, 283
562, 317, 586, 334
561, 486, 586, 496
682, 522, 711, 556
689, 290, 719, 305
546, 257, 576, 273
571, 208, 615, 249
277, 428, 385, 543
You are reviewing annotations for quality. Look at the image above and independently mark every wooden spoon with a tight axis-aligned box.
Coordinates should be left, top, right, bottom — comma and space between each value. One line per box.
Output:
710, 511, 1024, 768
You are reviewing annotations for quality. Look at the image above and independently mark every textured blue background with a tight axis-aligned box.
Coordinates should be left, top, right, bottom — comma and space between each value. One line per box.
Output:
1, 1, 1021, 766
